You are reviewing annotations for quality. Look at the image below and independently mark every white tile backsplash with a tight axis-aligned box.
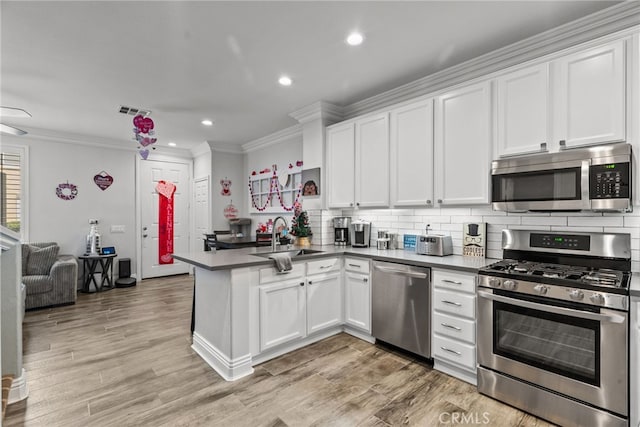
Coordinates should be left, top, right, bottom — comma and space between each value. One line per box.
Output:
338, 206, 640, 271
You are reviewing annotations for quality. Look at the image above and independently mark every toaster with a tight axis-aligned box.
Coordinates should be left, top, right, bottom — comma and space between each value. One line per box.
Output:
415, 235, 453, 256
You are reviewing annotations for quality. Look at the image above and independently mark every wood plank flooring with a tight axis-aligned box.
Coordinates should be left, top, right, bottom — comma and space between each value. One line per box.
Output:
5, 274, 554, 426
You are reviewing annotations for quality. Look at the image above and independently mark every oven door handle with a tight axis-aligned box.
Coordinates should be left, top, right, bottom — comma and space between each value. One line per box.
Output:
477, 290, 625, 324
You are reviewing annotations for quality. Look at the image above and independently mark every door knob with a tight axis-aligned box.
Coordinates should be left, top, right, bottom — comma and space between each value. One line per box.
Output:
143, 234, 148, 238
143, 226, 148, 231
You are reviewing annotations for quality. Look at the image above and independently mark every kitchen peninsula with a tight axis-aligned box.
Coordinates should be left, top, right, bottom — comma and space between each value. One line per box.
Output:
172, 246, 491, 381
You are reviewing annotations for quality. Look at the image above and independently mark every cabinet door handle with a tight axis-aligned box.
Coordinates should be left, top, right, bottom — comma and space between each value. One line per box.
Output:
299, 282, 305, 287
440, 346, 461, 356
348, 264, 361, 268
308, 281, 313, 285
320, 265, 332, 269
442, 279, 462, 285
442, 300, 462, 307
437, 199, 443, 204
356, 202, 360, 207
441, 323, 461, 331
426, 200, 432, 204
350, 202, 354, 207
363, 278, 368, 282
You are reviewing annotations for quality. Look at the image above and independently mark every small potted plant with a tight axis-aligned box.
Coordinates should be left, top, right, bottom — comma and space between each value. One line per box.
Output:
290, 202, 312, 247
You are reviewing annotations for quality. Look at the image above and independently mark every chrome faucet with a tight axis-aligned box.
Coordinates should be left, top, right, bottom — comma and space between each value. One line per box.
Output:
271, 216, 288, 252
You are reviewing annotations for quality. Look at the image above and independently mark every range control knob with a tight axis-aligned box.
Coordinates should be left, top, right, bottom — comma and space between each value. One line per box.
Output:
488, 278, 501, 287
589, 293, 605, 305
533, 284, 548, 295
503, 280, 517, 291
569, 290, 584, 301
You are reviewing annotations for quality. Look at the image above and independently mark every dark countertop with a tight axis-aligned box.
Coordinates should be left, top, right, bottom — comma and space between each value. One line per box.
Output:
172, 244, 496, 274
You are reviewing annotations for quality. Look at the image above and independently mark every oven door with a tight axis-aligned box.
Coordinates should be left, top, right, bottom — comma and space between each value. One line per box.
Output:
477, 288, 628, 416
491, 159, 590, 211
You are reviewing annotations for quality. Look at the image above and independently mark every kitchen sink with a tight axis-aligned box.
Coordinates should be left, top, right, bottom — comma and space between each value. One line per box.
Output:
253, 249, 324, 258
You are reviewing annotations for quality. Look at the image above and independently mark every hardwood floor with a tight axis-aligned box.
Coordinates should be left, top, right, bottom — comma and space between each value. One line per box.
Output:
5, 275, 553, 426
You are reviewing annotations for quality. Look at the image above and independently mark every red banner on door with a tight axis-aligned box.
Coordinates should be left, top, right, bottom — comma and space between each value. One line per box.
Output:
157, 180, 176, 265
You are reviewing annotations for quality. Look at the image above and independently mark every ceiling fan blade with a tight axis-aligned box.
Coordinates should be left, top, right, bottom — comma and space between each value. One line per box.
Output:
0, 123, 28, 136
0, 107, 31, 118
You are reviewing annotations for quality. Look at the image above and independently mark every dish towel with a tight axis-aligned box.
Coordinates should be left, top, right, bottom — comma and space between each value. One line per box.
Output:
268, 252, 293, 273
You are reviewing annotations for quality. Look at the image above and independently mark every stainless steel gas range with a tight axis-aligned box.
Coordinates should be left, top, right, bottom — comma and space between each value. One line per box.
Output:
477, 230, 631, 427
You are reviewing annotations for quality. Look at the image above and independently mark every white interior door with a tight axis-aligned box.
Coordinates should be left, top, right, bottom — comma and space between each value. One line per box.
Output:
194, 176, 210, 250
140, 159, 190, 279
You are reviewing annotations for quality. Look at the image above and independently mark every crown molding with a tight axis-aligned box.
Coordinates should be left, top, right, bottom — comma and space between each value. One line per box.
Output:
191, 141, 211, 157
241, 124, 302, 153
289, 101, 345, 125
344, 2, 640, 118
207, 141, 244, 154
6, 126, 193, 158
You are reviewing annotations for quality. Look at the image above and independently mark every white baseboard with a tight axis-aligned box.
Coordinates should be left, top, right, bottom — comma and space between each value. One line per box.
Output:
191, 333, 254, 381
433, 358, 477, 386
8, 368, 29, 404
252, 327, 342, 366
342, 326, 375, 344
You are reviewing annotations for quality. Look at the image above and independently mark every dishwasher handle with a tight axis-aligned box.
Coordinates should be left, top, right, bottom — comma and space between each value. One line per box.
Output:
373, 264, 428, 280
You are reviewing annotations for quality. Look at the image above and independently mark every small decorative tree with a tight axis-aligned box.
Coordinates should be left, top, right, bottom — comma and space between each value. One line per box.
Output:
290, 202, 312, 238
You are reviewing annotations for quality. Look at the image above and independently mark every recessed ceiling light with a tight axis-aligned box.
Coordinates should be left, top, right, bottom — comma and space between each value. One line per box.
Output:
346, 32, 364, 46
168, 142, 177, 147
201, 119, 213, 126
278, 76, 292, 86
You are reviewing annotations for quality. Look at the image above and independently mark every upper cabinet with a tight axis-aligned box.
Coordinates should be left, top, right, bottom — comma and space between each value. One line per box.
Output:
390, 99, 434, 207
554, 40, 626, 149
327, 113, 390, 209
496, 63, 550, 157
326, 123, 356, 208
434, 81, 493, 206
496, 40, 627, 158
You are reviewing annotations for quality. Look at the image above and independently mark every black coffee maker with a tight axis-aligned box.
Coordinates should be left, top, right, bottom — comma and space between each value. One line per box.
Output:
333, 217, 351, 246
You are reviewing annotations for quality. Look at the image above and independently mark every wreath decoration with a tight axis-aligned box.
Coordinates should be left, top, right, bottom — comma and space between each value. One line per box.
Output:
56, 182, 78, 200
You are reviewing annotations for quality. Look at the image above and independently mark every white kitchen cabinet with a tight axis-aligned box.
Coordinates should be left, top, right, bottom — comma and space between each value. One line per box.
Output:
259, 258, 343, 353
390, 98, 435, 207
631, 296, 640, 427
344, 257, 371, 333
326, 122, 356, 208
327, 113, 389, 209
496, 63, 550, 157
434, 81, 492, 206
306, 272, 342, 334
259, 277, 306, 352
554, 40, 626, 149
431, 268, 477, 385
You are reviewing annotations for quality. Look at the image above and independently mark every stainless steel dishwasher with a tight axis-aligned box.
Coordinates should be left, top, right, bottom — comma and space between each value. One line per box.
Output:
372, 261, 431, 358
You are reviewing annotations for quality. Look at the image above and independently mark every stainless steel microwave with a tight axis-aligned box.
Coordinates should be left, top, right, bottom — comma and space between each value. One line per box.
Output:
491, 143, 632, 212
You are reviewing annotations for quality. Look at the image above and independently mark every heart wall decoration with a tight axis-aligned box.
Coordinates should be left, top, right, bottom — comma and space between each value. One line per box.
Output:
94, 171, 114, 191
132, 114, 157, 159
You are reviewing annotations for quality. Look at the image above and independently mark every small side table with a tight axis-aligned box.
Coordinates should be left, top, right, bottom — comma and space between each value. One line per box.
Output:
78, 254, 116, 293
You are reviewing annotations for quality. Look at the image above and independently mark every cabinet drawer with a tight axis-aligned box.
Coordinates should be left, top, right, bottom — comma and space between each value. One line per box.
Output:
259, 262, 305, 284
344, 257, 369, 273
307, 257, 340, 276
433, 288, 475, 319
432, 269, 476, 294
433, 335, 476, 371
433, 312, 475, 344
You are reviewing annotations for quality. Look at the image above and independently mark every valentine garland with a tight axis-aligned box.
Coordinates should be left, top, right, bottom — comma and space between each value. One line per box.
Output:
156, 180, 176, 265
249, 167, 303, 212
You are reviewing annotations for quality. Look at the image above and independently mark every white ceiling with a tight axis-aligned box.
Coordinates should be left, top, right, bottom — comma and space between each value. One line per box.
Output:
0, 1, 622, 151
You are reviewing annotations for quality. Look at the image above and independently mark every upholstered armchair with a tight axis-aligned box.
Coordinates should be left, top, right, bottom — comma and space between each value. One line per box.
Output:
21, 242, 77, 310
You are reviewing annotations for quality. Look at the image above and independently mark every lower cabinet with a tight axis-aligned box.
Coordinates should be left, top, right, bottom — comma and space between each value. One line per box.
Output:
259, 277, 306, 351
431, 268, 477, 385
307, 272, 342, 334
258, 258, 343, 353
344, 257, 371, 333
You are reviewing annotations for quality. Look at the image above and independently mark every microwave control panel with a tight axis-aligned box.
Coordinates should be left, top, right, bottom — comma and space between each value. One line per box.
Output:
589, 162, 630, 199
